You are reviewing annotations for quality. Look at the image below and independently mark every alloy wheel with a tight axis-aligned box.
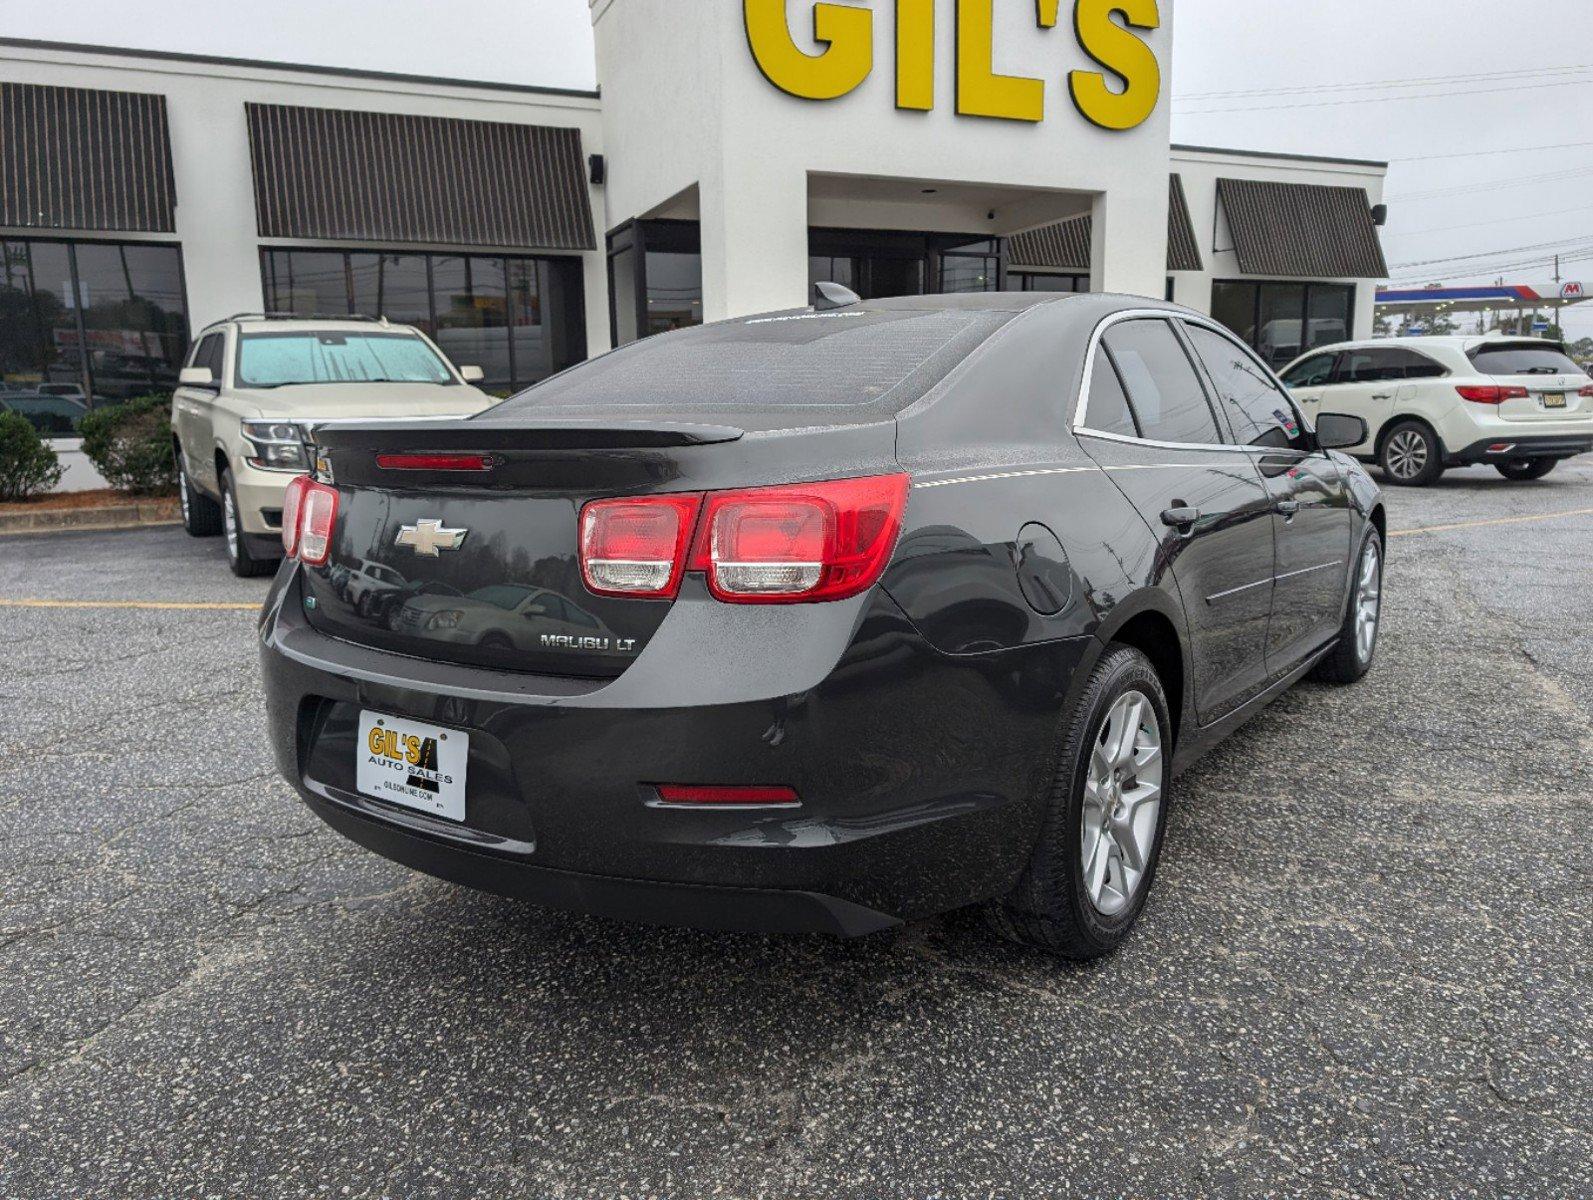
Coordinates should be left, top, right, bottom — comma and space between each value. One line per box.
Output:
1355, 539, 1382, 665
1385, 430, 1428, 481
1081, 690, 1163, 916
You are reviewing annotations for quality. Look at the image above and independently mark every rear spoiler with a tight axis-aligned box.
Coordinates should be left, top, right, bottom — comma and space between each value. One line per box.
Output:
308, 418, 744, 452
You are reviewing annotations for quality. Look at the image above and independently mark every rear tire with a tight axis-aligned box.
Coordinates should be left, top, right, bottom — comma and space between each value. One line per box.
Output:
221, 467, 275, 579
987, 645, 1172, 959
1379, 421, 1444, 487
1312, 530, 1383, 685
1495, 458, 1557, 481
177, 452, 223, 537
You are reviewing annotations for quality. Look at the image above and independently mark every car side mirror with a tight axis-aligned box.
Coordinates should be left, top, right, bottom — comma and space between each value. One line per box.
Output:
1315, 412, 1367, 451
178, 366, 214, 387
459, 365, 485, 383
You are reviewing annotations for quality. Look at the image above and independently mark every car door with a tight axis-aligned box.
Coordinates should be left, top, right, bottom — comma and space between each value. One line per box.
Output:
173, 332, 225, 488
1184, 322, 1354, 677
1076, 317, 1277, 724
1279, 351, 1340, 425
1331, 347, 1413, 450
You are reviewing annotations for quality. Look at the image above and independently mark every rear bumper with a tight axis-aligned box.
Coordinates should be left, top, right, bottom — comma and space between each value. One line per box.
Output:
1448, 433, 1593, 464
259, 568, 1089, 934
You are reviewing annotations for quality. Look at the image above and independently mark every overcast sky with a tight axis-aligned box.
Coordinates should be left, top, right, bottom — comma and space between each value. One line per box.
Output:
4, 0, 1590, 335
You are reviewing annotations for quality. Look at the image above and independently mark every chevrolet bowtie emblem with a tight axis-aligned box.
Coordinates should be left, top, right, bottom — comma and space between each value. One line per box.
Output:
396, 519, 468, 557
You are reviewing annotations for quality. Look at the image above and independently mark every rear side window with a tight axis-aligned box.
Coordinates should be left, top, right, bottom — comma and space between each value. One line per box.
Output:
1468, 343, 1583, 376
1081, 347, 1140, 438
1186, 325, 1308, 452
1343, 347, 1448, 382
1101, 320, 1221, 445
1281, 352, 1338, 389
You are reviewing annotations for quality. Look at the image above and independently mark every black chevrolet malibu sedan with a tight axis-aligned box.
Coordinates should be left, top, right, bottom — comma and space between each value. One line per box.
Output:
259, 292, 1385, 958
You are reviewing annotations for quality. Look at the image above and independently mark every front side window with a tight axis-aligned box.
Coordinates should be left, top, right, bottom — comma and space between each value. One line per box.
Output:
1186, 324, 1308, 452
235, 331, 455, 389
1281, 352, 1338, 389
1101, 320, 1221, 445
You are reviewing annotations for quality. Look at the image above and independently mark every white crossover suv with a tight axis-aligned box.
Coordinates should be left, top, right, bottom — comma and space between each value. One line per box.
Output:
1280, 335, 1593, 486
171, 315, 497, 575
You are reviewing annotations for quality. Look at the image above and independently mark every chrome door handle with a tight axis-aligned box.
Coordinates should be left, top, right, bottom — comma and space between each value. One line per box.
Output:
1276, 499, 1300, 518
1160, 505, 1200, 530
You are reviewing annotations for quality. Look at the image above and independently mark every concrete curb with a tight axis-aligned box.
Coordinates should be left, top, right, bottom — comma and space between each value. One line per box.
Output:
0, 499, 181, 536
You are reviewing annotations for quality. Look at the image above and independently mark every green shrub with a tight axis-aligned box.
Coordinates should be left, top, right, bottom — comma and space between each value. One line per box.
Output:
0, 410, 64, 501
78, 394, 177, 495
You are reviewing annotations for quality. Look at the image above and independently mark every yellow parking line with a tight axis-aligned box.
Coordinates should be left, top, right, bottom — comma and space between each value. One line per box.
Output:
0, 599, 259, 611
1389, 506, 1593, 539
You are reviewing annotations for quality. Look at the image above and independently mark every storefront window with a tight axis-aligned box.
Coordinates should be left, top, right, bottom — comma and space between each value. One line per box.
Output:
0, 238, 190, 412
645, 250, 703, 335
261, 249, 579, 390
1212, 280, 1357, 367
1012, 272, 1089, 293
937, 240, 1000, 294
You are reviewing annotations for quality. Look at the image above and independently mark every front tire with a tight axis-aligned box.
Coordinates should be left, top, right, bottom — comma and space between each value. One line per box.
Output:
177, 452, 223, 537
1495, 458, 1557, 481
220, 467, 275, 579
1379, 421, 1444, 487
1312, 530, 1383, 685
987, 645, 1172, 959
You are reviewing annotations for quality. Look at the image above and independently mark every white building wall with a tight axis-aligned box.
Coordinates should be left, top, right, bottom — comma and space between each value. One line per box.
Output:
1169, 146, 1388, 337
0, 43, 611, 355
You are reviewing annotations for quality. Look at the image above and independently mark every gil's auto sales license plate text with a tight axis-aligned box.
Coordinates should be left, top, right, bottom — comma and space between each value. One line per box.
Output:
357, 710, 468, 822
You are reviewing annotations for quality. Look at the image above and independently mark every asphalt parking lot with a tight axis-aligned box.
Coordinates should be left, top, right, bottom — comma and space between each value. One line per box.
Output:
1, 462, 1589, 1199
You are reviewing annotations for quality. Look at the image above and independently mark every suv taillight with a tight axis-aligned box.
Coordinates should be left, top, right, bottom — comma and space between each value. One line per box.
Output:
1580, 383, 1593, 398
281, 475, 311, 558
1456, 384, 1528, 404
577, 474, 909, 603
288, 480, 339, 567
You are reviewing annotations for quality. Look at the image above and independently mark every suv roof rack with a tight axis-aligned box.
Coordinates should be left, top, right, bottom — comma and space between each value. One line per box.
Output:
215, 311, 389, 325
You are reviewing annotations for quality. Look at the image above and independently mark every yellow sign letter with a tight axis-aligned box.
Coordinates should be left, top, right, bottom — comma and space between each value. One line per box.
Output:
1069, 0, 1161, 130
895, 0, 935, 111
956, 0, 1044, 122
745, 0, 874, 101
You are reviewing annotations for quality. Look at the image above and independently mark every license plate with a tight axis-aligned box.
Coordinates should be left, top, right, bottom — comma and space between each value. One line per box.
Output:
1542, 392, 1568, 409
356, 710, 468, 822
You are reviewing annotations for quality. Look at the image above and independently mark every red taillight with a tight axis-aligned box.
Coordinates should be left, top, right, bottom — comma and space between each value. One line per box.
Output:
1579, 384, 1593, 398
690, 474, 910, 603
580, 493, 703, 598
280, 474, 311, 558
654, 784, 800, 807
376, 453, 493, 472
297, 481, 339, 567
578, 474, 908, 604
1456, 385, 1528, 404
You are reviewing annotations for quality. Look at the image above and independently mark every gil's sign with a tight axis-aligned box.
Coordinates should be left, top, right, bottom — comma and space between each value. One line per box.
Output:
744, 0, 1161, 130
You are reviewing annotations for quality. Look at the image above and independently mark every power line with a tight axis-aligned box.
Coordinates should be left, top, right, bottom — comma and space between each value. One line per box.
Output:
1388, 246, 1593, 284
1386, 163, 1593, 203
1391, 235, 1593, 271
1175, 62, 1593, 103
1391, 138, 1593, 163
1385, 205, 1593, 240
1176, 77, 1592, 115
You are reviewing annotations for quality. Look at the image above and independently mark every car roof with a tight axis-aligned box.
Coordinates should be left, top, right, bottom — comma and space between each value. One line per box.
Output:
1300, 333, 1565, 357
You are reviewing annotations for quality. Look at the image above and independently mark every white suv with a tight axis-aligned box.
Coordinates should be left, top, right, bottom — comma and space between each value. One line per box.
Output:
1280, 335, 1593, 485
171, 315, 497, 575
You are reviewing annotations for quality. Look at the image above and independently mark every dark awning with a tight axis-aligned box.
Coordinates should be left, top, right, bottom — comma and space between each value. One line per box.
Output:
1008, 176, 1204, 274
245, 103, 595, 251
1216, 178, 1387, 278
1166, 174, 1202, 273
0, 81, 176, 232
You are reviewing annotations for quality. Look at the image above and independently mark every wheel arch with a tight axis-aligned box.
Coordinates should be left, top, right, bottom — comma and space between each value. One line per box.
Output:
1376, 413, 1446, 462
1092, 591, 1189, 748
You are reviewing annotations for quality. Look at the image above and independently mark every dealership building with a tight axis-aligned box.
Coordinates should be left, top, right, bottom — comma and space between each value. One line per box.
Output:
0, 1, 1389, 407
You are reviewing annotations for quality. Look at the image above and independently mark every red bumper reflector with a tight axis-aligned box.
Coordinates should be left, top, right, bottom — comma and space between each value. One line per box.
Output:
1486, 443, 1516, 454
376, 453, 493, 472
654, 784, 800, 807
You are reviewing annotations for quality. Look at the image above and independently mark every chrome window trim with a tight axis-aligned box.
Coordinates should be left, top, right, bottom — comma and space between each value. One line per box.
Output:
1073, 308, 1258, 453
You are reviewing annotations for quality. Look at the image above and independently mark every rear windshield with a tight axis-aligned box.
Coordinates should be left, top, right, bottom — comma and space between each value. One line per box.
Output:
237, 331, 457, 388
1468, 343, 1584, 376
484, 308, 1012, 417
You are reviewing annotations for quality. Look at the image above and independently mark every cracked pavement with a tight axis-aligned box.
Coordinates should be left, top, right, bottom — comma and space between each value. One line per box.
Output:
0, 460, 1589, 1199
